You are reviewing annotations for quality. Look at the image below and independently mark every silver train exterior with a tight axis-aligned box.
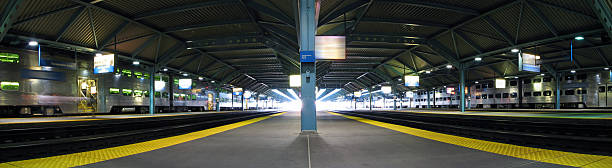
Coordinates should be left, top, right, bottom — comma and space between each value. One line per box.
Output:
407, 72, 608, 109
0, 47, 216, 116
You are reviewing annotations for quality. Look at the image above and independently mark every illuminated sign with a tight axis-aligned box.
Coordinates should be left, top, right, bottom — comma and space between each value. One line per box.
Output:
519, 53, 540, 72
315, 36, 346, 60
93, 54, 114, 74
233, 88, 243, 96
289, 75, 301, 87
178, 79, 192, 89
354, 91, 362, 97
495, 79, 506, 88
381, 86, 392, 94
446, 87, 455, 94
155, 81, 166, 91
404, 76, 419, 87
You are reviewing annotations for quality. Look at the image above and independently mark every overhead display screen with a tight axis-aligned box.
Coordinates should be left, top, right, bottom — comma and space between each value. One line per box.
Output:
233, 88, 243, 96
178, 79, 192, 90
315, 36, 345, 60
93, 54, 114, 74
404, 76, 419, 87
519, 53, 540, 72
495, 78, 506, 88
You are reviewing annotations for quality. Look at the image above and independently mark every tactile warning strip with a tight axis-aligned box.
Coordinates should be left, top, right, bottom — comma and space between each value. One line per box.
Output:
0, 112, 285, 168
330, 112, 611, 168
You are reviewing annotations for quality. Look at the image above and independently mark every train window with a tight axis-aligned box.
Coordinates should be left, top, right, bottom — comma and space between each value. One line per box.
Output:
475, 85, 481, 89
122, 89, 133, 96
121, 69, 132, 77
134, 72, 143, 79
502, 93, 509, 98
0, 53, 19, 63
608, 86, 612, 92
451, 97, 455, 100
510, 81, 518, 86
565, 90, 575, 95
457, 96, 460, 100
162, 92, 169, 98
533, 79, 541, 83
523, 79, 531, 84
495, 93, 502, 98
144, 74, 150, 79
577, 74, 587, 80
155, 91, 161, 98
482, 84, 488, 88
533, 92, 542, 96
0, 81, 19, 91
482, 95, 487, 99
579, 90, 588, 94
599, 86, 606, 93
524, 92, 532, 97
143, 91, 149, 97
174, 79, 179, 85
476, 95, 481, 99
109, 88, 120, 94
566, 76, 575, 81
489, 94, 494, 98
544, 91, 552, 96
511, 92, 517, 98
134, 90, 143, 97
192, 95, 197, 100
543, 78, 552, 82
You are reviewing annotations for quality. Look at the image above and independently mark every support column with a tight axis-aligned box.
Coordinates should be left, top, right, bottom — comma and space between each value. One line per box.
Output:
427, 89, 431, 109
460, 66, 466, 112
298, 0, 317, 132
169, 75, 174, 112
555, 73, 561, 109
149, 68, 155, 114
369, 88, 373, 111
241, 94, 245, 111
215, 86, 220, 112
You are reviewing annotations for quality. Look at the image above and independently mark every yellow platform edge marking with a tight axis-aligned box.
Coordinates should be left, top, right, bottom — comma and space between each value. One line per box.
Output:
0, 112, 232, 125
0, 112, 285, 168
329, 112, 611, 168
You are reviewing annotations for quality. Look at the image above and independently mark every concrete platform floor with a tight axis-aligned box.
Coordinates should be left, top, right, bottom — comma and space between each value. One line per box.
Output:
79, 111, 569, 168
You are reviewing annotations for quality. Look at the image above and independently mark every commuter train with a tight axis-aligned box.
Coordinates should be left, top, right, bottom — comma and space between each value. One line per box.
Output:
0, 47, 217, 116
408, 71, 611, 109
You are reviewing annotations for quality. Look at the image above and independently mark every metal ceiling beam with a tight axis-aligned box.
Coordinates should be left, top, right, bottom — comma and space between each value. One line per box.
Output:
177, 53, 202, 71
483, 16, 515, 45
426, 40, 460, 66
86, 7, 99, 48
454, 30, 483, 54
360, 17, 450, 29
350, 0, 373, 34
157, 43, 186, 67
131, 34, 159, 58
379, 0, 479, 15
0, 0, 22, 42
133, 0, 238, 20
164, 20, 251, 33
98, 21, 129, 50
319, 0, 369, 26
348, 34, 425, 44
13, 4, 80, 26
55, 6, 86, 41
532, 0, 598, 20
594, 0, 612, 39
244, 0, 294, 27
186, 35, 261, 48
525, 0, 558, 37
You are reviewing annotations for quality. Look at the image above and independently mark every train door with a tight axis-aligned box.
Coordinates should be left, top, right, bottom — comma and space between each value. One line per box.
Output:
607, 85, 612, 108
78, 79, 98, 113
600, 85, 609, 107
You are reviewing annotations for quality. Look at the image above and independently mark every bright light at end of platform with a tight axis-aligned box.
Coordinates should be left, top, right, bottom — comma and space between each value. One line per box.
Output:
289, 75, 300, 87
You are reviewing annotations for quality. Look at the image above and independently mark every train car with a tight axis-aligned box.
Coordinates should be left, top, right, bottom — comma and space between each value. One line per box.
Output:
411, 71, 610, 109
0, 46, 218, 117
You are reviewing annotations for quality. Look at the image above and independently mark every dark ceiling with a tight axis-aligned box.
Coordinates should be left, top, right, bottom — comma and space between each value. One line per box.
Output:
1, 0, 611, 95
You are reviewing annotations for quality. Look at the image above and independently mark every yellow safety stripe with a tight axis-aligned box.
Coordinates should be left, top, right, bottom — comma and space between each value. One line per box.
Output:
0, 112, 285, 168
329, 112, 611, 168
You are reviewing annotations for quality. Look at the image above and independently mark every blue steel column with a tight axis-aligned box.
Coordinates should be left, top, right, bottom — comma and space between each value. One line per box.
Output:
299, 0, 317, 131
215, 86, 220, 112
460, 65, 466, 112
149, 68, 155, 114
427, 90, 431, 109
369, 88, 373, 111
555, 73, 561, 109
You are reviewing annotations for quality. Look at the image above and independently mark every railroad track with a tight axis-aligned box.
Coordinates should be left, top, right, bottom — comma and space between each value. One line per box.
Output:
333, 110, 612, 156
0, 111, 279, 162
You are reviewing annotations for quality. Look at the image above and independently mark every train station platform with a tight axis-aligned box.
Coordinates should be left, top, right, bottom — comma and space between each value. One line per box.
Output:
6, 111, 609, 168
